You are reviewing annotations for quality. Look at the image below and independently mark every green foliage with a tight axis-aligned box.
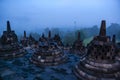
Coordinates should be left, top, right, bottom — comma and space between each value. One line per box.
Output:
75, 30, 86, 40
81, 25, 99, 38
83, 37, 93, 46
51, 28, 60, 35
43, 27, 62, 37
63, 31, 75, 46
43, 27, 50, 37
116, 31, 120, 41
21, 26, 100, 46
63, 30, 87, 46
30, 32, 40, 40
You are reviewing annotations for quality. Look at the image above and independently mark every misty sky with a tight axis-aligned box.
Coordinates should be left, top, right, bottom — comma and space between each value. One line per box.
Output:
0, 0, 120, 32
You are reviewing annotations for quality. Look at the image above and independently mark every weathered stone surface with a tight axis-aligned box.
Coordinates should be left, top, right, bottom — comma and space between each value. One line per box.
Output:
0, 67, 25, 80
0, 21, 27, 59
0, 48, 79, 80
20, 31, 36, 47
71, 31, 86, 56
31, 31, 67, 66
73, 20, 120, 80
53, 34, 64, 47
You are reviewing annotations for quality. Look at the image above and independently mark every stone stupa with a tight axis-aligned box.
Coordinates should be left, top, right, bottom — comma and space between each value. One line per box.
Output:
0, 21, 27, 59
20, 31, 29, 47
71, 32, 86, 56
53, 34, 64, 47
73, 20, 120, 80
30, 31, 67, 66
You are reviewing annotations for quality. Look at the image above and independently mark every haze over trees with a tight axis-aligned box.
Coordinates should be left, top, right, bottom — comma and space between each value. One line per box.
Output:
16, 23, 120, 46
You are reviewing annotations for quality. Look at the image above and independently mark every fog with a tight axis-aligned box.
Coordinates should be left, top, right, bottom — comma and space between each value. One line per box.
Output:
0, 0, 120, 33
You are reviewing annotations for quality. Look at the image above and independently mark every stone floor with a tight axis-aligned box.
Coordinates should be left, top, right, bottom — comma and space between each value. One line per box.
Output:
0, 49, 80, 80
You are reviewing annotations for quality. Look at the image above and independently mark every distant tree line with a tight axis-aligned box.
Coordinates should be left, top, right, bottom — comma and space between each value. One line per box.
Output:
17, 23, 120, 46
